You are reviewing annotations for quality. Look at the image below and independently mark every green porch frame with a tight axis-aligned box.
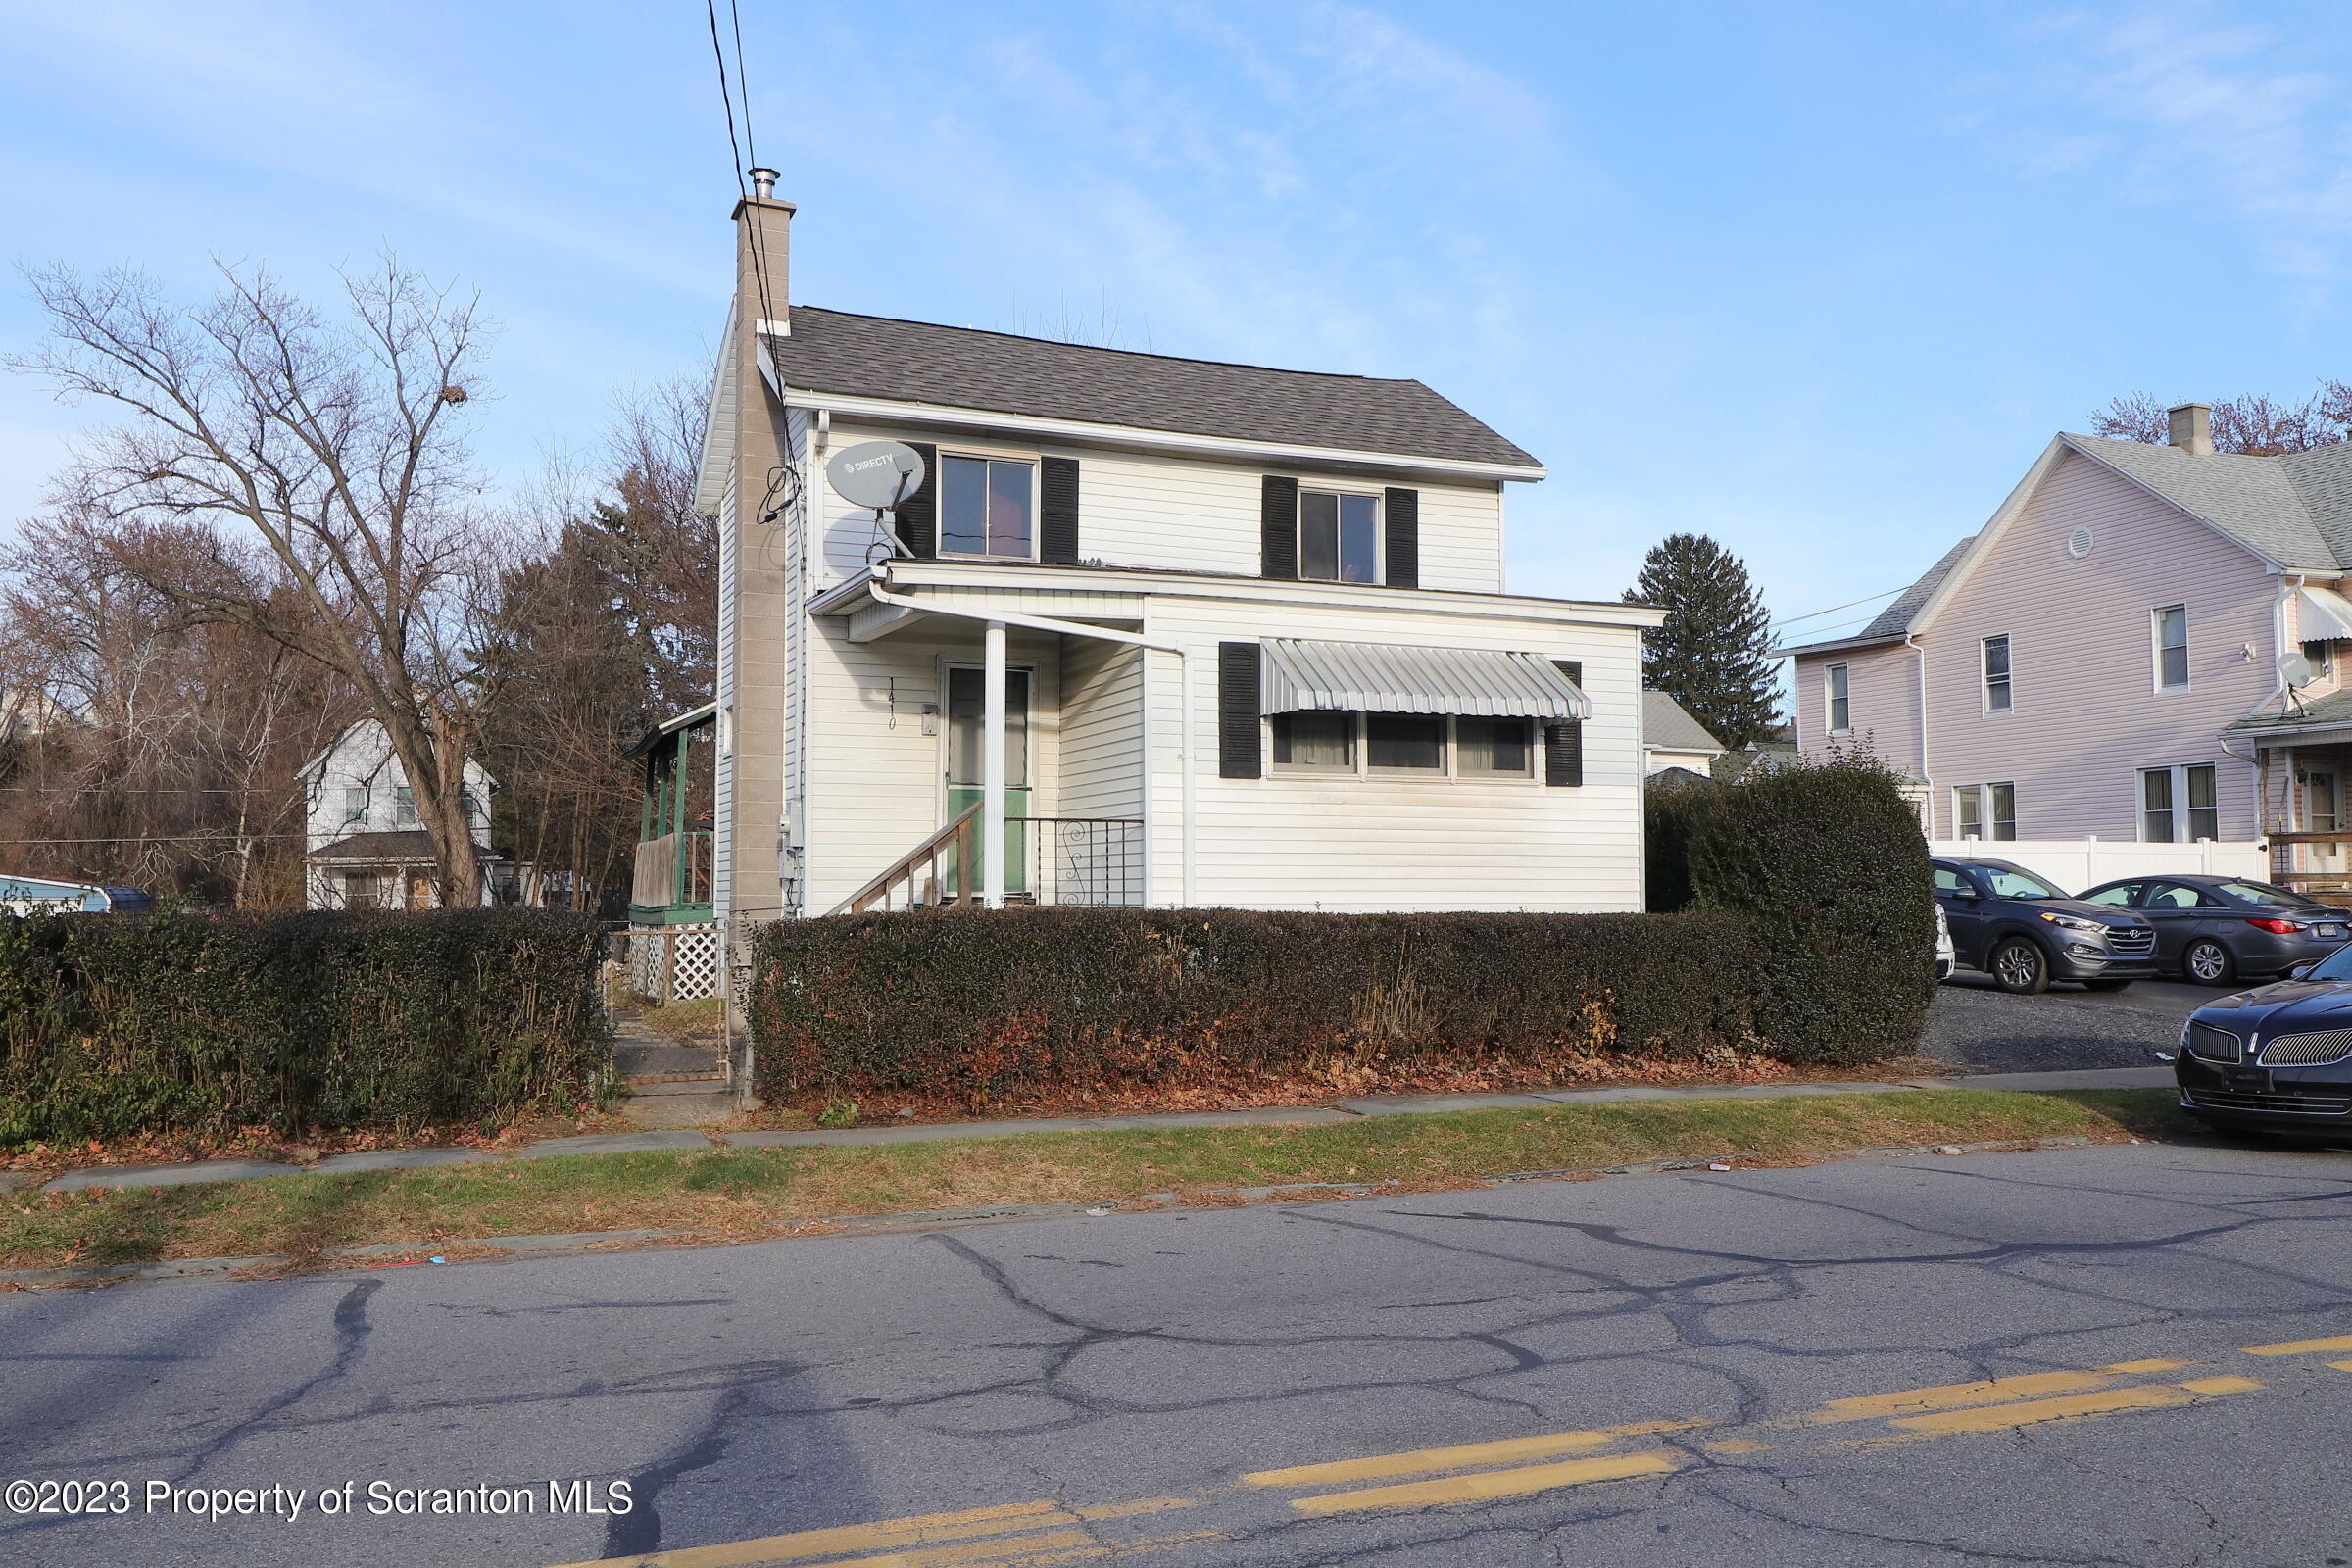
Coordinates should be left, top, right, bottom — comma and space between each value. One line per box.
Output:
628, 702, 716, 924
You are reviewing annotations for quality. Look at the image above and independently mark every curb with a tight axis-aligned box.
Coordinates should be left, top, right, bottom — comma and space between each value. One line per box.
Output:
0, 1132, 2120, 1292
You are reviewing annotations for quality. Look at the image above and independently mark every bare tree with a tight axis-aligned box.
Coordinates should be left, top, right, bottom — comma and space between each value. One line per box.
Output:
10, 260, 510, 904
0, 506, 355, 903
2091, 383, 2352, 455
479, 380, 715, 914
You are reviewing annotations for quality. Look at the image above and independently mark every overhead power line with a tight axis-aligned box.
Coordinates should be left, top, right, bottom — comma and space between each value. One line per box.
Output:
1769, 585, 1905, 632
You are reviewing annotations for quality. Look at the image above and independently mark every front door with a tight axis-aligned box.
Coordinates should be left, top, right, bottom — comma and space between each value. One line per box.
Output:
2306, 767, 2344, 876
944, 665, 1031, 896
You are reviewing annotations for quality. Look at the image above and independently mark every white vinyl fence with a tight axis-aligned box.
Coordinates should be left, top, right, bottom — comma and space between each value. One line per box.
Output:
1929, 838, 2270, 895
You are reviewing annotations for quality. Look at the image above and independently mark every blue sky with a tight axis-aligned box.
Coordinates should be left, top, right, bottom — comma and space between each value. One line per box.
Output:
4, 0, 2350, 643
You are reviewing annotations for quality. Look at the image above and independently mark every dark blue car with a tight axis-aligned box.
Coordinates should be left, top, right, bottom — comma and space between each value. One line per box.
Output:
2177, 943, 2352, 1132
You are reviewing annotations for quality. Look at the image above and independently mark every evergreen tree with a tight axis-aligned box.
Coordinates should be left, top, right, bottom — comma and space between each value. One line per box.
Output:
1624, 533, 1781, 750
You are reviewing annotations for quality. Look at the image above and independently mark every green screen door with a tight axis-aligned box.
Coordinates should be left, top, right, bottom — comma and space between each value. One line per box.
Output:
944, 666, 1030, 896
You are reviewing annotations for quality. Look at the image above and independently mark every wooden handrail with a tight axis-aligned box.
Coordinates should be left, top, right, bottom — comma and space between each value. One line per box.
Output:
828, 803, 983, 916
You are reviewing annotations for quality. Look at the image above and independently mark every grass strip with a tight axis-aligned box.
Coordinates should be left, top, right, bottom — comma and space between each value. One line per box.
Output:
0, 1089, 2180, 1273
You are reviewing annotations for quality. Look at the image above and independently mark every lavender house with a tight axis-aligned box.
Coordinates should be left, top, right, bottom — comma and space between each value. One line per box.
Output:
1785, 404, 2352, 891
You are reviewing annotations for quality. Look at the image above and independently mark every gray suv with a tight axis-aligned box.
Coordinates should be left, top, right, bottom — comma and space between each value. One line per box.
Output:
1933, 857, 2159, 994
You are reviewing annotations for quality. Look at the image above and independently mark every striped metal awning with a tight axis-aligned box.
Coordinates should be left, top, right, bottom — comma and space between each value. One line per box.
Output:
1260, 639, 1591, 719
2300, 586, 2352, 646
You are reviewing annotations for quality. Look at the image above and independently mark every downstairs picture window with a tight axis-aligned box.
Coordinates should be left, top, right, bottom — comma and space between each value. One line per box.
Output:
1953, 782, 2015, 840
2140, 763, 2218, 842
1268, 713, 1538, 779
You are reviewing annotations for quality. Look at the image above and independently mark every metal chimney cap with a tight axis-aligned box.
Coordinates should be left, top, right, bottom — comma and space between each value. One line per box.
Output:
748, 168, 780, 201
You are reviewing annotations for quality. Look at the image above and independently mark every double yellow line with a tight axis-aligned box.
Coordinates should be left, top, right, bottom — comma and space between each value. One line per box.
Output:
557, 1329, 2352, 1567
553, 1496, 1207, 1568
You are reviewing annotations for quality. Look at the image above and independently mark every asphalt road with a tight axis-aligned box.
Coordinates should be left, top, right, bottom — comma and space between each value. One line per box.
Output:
1924, 973, 2212, 1072
11, 1135, 2352, 1567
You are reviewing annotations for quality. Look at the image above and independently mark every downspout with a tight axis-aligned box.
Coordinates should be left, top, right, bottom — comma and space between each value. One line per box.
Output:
1905, 633, 1931, 834
864, 578, 1200, 907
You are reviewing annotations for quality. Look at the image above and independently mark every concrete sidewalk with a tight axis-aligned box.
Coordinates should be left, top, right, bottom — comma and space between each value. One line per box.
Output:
9, 1064, 2176, 1196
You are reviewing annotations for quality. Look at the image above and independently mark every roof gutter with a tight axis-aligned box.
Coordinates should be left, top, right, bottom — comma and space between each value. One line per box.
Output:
779, 389, 1547, 483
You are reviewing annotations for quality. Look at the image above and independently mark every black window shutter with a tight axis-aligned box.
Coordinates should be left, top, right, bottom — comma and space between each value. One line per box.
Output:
1382, 487, 1419, 588
1040, 456, 1080, 564
895, 441, 938, 559
1218, 642, 1263, 779
1260, 477, 1298, 579
1545, 659, 1585, 788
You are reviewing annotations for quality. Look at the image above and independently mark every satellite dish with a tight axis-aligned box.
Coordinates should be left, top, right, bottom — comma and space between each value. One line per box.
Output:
2281, 651, 2317, 687
826, 441, 925, 511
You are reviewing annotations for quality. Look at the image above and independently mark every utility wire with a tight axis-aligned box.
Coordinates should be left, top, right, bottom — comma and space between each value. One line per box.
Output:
1769, 585, 1905, 632
708, 0, 782, 341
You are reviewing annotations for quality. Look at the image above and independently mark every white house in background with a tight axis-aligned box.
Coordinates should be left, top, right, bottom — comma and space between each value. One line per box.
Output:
298, 720, 497, 909
694, 176, 1666, 923
1784, 403, 2352, 892
1641, 691, 1726, 777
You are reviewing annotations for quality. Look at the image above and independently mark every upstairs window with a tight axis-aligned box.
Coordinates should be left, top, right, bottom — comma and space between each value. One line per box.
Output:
342, 785, 367, 824
2153, 605, 2188, 691
1299, 491, 1380, 584
939, 456, 1034, 559
395, 785, 416, 827
2304, 640, 2336, 682
1981, 635, 2012, 713
1825, 662, 1850, 734
2141, 763, 2218, 842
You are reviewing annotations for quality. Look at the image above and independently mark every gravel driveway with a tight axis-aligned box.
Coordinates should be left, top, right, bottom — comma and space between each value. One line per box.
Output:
1920, 973, 2209, 1072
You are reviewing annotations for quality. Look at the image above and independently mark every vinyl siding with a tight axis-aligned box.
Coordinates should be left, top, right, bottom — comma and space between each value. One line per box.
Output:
1911, 449, 2278, 840
1058, 637, 1145, 818
712, 466, 739, 916
1139, 596, 1645, 912
795, 591, 1646, 913
1793, 642, 1921, 776
801, 621, 1064, 914
809, 419, 1504, 592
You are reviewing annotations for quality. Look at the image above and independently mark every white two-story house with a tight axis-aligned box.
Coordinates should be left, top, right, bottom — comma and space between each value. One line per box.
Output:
1786, 404, 2352, 891
297, 719, 498, 909
697, 175, 1665, 923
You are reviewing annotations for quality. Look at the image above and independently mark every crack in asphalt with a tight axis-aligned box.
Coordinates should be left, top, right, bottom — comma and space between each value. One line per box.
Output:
10, 1145, 2352, 1566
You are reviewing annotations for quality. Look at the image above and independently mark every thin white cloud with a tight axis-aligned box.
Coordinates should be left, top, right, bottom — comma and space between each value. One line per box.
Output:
781, 0, 1595, 386
1996, 4, 2352, 293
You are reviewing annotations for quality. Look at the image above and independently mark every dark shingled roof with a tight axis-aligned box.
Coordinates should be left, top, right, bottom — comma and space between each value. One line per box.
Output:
770, 308, 1541, 469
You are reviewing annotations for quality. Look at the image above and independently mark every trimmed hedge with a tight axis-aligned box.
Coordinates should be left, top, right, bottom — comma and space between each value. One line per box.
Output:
0, 909, 613, 1149
748, 907, 1761, 1104
1648, 751, 1936, 1064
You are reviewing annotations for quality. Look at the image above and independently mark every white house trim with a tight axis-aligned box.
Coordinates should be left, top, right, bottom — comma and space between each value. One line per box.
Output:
838, 562, 1662, 630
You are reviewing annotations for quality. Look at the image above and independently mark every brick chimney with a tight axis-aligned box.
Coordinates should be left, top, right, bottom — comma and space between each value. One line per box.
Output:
2167, 402, 2215, 457
725, 172, 794, 929
734, 168, 792, 336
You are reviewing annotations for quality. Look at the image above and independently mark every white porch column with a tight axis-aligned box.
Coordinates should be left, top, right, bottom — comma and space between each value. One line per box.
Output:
983, 619, 1007, 909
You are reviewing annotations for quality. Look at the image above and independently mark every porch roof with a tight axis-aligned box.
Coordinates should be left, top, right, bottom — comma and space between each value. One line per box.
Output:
814, 561, 1667, 630
2229, 689, 2352, 743
1262, 638, 1591, 719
